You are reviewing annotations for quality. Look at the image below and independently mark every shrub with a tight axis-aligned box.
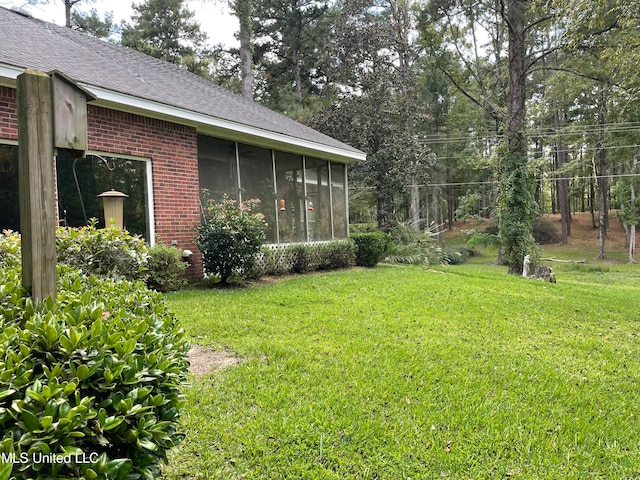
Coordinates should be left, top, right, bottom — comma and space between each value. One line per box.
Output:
289, 244, 320, 274
351, 232, 390, 267
0, 230, 21, 268
196, 196, 267, 284
315, 240, 356, 270
145, 244, 188, 292
384, 223, 443, 265
251, 241, 356, 278
0, 265, 189, 479
56, 221, 148, 281
533, 217, 561, 245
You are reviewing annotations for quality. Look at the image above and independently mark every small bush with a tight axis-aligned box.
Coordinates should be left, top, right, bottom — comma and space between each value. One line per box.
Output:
196, 196, 266, 284
351, 232, 390, 267
56, 221, 148, 281
145, 244, 188, 292
442, 247, 475, 265
0, 230, 21, 268
290, 244, 320, 274
533, 217, 561, 244
0, 265, 189, 479
315, 241, 356, 270
252, 241, 356, 277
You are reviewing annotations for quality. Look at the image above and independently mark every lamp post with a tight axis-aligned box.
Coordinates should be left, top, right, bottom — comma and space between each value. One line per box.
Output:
97, 189, 128, 229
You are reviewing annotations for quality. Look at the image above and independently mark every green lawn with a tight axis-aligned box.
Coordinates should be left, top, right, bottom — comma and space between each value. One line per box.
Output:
162, 261, 640, 479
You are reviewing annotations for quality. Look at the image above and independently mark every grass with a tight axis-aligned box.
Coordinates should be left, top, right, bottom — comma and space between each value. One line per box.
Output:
162, 260, 640, 479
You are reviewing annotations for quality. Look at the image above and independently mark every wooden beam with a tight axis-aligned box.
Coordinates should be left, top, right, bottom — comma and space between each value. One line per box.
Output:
17, 69, 57, 301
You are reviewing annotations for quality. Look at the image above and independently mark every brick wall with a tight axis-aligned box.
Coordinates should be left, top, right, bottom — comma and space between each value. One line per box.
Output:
87, 106, 202, 277
0, 87, 18, 140
0, 87, 203, 277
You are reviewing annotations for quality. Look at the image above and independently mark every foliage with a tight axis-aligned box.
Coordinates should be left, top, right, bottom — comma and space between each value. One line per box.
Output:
533, 217, 561, 245
121, 0, 210, 75
56, 222, 149, 281
384, 222, 444, 265
196, 195, 267, 284
350, 232, 390, 267
251, 0, 331, 113
71, 8, 119, 39
497, 142, 539, 274
252, 241, 356, 277
145, 244, 188, 292
0, 265, 189, 480
0, 230, 21, 268
164, 263, 640, 478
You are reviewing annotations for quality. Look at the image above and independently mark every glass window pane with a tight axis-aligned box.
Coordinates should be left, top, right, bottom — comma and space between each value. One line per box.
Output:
331, 163, 348, 238
238, 143, 276, 242
275, 151, 305, 242
305, 157, 331, 241
56, 151, 150, 239
0, 144, 20, 232
198, 136, 238, 201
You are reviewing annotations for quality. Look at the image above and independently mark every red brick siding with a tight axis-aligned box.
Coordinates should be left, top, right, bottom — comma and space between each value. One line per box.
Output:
87, 105, 202, 277
0, 87, 203, 276
0, 87, 18, 140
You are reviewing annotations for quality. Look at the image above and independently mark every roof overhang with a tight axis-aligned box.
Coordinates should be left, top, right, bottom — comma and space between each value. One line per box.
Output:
0, 63, 365, 164
81, 85, 365, 164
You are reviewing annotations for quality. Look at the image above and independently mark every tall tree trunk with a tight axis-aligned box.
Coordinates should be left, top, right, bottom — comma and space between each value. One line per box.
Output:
498, 0, 535, 274
596, 94, 609, 259
236, 0, 253, 99
554, 109, 570, 244
410, 179, 420, 231
292, 47, 303, 109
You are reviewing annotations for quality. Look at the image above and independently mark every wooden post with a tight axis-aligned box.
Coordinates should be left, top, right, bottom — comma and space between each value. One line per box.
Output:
17, 69, 57, 301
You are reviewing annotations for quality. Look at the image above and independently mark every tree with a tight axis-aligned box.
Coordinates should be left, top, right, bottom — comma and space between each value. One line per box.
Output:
71, 8, 118, 39
308, 0, 432, 230
418, 0, 558, 273
226, 0, 254, 99
251, 0, 331, 114
121, 0, 210, 75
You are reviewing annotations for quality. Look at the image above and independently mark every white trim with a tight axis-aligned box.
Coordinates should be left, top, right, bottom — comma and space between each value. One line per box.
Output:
145, 159, 156, 245
0, 65, 366, 162
85, 150, 155, 245
79, 84, 367, 164
0, 64, 22, 84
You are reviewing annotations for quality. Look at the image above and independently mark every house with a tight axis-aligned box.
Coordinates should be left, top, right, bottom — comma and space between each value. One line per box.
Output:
0, 6, 365, 276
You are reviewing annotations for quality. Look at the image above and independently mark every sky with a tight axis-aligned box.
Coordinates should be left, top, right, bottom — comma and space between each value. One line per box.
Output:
1, 0, 239, 47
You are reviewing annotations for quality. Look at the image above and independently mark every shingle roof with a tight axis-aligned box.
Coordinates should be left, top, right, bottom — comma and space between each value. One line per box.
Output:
0, 6, 364, 160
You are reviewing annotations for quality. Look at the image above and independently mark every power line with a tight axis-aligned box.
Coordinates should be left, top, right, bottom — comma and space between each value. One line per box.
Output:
422, 172, 640, 188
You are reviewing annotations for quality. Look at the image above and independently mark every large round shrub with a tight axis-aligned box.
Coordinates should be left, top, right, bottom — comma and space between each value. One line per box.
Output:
0, 266, 189, 480
350, 232, 390, 267
196, 196, 266, 283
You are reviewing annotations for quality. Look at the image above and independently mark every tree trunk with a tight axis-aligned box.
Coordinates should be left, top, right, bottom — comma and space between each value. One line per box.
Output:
598, 94, 609, 258
630, 182, 636, 263
554, 107, 570, 244
236, 0, 253, 99
410, 178, 420, 231
292, 46, 303, 109
499, 0, 534, 274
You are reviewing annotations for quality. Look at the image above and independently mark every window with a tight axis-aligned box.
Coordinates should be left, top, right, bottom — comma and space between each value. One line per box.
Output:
198, 136, 238, 201
305, 157, 331, 241
275, 151, 305, 242
55, 150, 151, 239
196, 135, 350, 244
237, 143, 277, 242
0, 144, 19, 232
331, 163, 348, 238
